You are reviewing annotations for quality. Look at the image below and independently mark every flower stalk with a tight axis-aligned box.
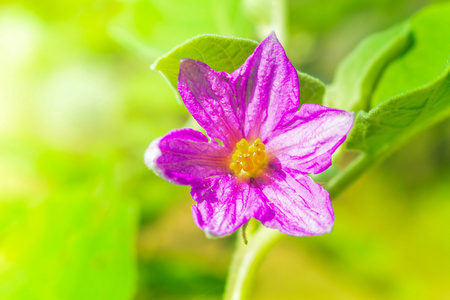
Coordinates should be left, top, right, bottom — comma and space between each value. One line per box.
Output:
224, 222, 283, 300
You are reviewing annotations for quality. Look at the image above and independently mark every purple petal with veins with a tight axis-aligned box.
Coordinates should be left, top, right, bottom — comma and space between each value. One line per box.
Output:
145, 128, 230, 185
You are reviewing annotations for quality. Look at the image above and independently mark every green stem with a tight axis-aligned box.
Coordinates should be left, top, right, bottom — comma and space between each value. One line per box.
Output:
224, 224, 283, 300
223, 151, 375, 300
325, 152, 373, 198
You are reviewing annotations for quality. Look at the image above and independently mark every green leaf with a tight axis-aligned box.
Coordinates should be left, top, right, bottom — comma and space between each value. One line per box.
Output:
151, 34, 258, 93
324, 21, 411, 112
152, 34, 326, 104
347, 3, 450, 156
297, 71, 325, 105
371, 2, 450, 107
347, 63, 450, 155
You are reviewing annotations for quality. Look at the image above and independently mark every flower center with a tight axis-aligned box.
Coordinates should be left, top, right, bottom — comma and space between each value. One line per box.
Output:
229, 138, 266, 175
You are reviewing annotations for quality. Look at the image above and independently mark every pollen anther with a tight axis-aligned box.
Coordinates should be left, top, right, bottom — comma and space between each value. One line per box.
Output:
230, 138, 267, 175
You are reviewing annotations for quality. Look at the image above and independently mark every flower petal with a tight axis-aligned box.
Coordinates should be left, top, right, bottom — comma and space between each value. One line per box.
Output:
253, 167, 334, 236
144, 128, 230, 185
191, 175, 261, 236
178, 59, 243, 148
232, 32, 300, 141
266, 104, 354, 174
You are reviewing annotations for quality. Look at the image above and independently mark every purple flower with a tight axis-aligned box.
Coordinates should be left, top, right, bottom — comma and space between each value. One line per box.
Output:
145, 33, 354, 237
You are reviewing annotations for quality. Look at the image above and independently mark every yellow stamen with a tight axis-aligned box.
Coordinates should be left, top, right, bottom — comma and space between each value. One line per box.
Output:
229, 138, 267, 176
229, 162, 242, 174
253, 149, 266, 165
232, 150, 241, 161
236, 138, 249, 150
253, 138, 265, 150
241, 154, 254, 172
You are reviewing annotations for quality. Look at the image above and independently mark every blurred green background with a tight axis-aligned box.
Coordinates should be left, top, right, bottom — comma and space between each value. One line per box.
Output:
1, 0, 450, 299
